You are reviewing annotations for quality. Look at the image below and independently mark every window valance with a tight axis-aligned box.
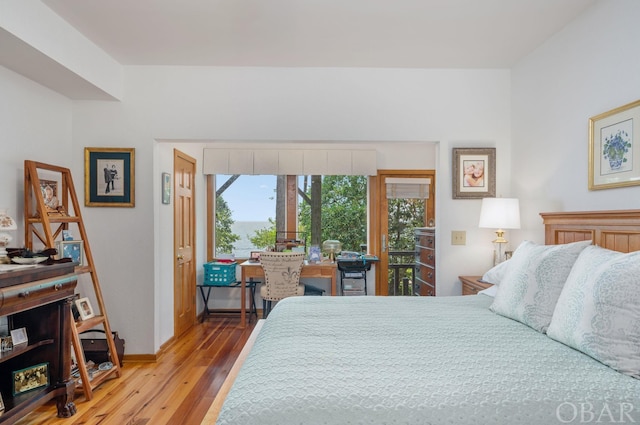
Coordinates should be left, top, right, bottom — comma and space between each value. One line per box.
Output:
203, 148, 377, 175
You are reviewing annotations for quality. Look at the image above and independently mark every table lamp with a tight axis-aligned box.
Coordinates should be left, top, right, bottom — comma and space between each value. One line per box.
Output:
322, 240, 342, 263
478, 198, 520, 266
0, 209, 18, 264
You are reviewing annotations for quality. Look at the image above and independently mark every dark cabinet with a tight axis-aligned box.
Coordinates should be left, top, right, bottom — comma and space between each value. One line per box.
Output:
0, 264, 77, 424
414, 228, 435, 296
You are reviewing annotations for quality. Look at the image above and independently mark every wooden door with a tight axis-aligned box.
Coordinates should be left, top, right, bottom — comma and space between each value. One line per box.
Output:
174, 149, 197, 337
373, 170, 435, 296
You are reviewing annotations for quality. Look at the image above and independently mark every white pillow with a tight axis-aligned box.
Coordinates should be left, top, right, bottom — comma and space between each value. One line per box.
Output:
481, 260, 511, 285
547, 245, 640, 378
478, 285, 498, 297
489, 240, 591, 333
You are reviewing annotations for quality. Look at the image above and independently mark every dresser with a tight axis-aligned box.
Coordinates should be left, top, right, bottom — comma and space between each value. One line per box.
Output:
414, 227, 435, 296
0, 264, 77, 424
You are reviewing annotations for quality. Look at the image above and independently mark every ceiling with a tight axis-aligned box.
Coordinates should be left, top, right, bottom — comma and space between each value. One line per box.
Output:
41, 0, 595, 69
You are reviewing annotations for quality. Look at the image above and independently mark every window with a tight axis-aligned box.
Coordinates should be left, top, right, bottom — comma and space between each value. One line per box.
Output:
298, 175, 367, 252
215, 175, 276, 257
214, 174, 368, 258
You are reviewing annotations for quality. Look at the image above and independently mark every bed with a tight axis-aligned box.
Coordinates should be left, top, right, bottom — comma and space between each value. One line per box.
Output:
204, 210, 640, 425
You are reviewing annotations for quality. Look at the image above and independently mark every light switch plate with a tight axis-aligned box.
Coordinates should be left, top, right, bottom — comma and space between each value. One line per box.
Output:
451, 230, 466, 245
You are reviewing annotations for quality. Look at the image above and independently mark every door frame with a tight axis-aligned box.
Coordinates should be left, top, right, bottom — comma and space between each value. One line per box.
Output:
370, 169, 436, 295
174, 149, 197, 337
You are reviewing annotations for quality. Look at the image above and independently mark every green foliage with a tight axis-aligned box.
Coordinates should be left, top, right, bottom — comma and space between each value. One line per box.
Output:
215, 195, 239, 254
298, 175, 367, 252
249, 217, 277, 249
387, 198, 425, 250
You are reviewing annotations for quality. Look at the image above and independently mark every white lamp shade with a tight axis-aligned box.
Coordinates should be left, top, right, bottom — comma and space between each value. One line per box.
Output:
478, 198, 520, 229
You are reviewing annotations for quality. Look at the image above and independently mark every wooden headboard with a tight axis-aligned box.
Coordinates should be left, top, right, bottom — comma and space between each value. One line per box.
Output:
541, 209, 640, 253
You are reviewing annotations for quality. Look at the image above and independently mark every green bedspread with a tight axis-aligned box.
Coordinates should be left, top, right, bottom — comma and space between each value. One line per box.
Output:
216, 295, 640, 425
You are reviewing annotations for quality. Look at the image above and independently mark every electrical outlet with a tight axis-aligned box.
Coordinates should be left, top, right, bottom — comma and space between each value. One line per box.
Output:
451, 230, 466, 245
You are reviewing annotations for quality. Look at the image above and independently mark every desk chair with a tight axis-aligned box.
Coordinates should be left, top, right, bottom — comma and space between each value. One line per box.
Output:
259, 252, 305, 318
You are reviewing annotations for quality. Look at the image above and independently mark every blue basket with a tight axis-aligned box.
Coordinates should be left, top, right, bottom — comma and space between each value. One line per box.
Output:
203, 261, 237, 286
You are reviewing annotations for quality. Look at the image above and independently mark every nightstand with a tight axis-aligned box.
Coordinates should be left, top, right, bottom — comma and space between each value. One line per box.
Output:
458, 275, 492, 295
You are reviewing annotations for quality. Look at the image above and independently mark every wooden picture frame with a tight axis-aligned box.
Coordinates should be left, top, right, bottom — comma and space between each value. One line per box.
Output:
452, 148, 496, 199
588, 99, 640, 190
57, 240, 83, 266
12, 362, 49, 395
75, 297, 95, 321
162, 172, 171, 205
39, 179, 67, 216
84, 147, 135, 207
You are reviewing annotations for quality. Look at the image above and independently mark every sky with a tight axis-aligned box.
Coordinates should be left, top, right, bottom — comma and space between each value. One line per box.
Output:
216, 175, 276, 222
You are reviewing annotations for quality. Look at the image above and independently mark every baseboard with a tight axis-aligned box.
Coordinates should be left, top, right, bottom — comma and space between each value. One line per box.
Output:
123, 353, 158, 363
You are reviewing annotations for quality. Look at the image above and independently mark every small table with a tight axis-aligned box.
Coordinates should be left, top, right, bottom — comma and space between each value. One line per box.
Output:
197, 282, 258, 322
458, 275, 492, 295
239, 260, 338, 327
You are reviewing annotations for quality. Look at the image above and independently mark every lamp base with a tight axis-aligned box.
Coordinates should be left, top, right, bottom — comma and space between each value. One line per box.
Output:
328, 251, 336, 263
492, 241, 508, 266
490, 229, 510, 266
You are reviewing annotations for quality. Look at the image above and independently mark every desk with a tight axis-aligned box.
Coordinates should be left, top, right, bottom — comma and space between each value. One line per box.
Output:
239, 260, 337, 327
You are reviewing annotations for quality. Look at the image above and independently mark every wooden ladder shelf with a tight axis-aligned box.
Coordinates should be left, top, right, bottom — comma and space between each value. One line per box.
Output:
23, 160, 121, 400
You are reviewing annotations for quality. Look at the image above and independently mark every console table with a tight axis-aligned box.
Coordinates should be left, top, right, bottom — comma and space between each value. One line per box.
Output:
0, 264, 77, 424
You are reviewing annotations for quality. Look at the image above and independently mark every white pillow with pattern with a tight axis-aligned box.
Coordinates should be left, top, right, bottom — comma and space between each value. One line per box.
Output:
481, 259, 511, 285
489, 240, 591, 333
547, 245, 640, 378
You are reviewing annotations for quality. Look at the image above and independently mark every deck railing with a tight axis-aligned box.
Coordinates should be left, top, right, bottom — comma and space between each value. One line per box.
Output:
387, 250, 416, 296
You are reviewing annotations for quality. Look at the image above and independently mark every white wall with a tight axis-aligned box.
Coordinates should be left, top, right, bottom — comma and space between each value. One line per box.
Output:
0, 65, 73, 236
0, 0, 123, 100
511, 0, 640, 242
21, 0, 640, 355
63, 66, 511, 353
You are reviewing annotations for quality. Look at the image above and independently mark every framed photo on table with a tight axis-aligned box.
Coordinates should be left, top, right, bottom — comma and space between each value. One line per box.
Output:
10, 327, 28, 346
57, 240, 83, 266
85, 147, 135, 207
589, 99, 640, 190
75, 297, 95, 321
452, 148, 496, 199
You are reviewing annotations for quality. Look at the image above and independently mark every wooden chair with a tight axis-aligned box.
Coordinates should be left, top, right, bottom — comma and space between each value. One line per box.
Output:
259, 252, 305, 318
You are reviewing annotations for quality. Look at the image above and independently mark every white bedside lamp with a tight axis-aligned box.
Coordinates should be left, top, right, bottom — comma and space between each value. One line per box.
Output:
478, 198, 520, 266
0, 209, 18, 263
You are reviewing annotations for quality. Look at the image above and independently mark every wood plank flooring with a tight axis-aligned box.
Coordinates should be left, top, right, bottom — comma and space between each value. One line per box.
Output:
15, 316, 256, 425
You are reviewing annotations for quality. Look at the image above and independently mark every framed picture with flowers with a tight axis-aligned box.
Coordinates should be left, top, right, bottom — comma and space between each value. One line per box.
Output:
589, 99, 640, 190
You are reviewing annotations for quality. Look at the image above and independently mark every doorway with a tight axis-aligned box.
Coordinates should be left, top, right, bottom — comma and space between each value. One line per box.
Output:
174, 149, 197, 337
373, 170, 435, 296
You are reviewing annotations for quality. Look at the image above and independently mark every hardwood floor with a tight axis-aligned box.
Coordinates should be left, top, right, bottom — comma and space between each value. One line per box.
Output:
15, 316, 256, 425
